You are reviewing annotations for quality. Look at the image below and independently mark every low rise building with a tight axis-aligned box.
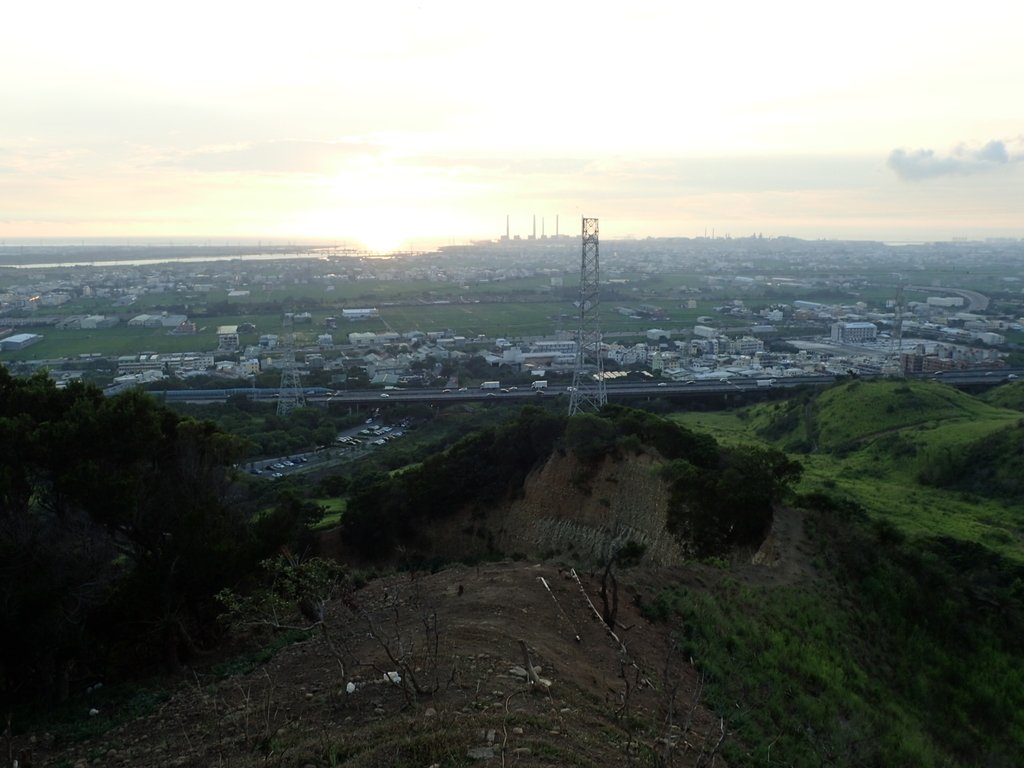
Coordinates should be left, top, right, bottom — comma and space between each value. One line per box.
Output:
830, 321, 877, 343
0, 332, 43, 350
217, 325, 240, 351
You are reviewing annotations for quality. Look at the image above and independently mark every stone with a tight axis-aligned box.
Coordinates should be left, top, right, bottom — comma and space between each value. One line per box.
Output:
467, 746, 495, 760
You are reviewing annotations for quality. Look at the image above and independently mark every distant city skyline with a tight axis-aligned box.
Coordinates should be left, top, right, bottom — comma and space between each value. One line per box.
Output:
2, 1, 1023, 250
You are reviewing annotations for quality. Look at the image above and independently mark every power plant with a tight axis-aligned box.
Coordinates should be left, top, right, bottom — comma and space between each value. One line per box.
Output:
500, 215, 566, 242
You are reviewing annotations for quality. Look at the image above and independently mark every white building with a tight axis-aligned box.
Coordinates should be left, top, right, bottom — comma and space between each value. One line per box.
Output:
976, 332, 1005, 346
531, 340, 577, 355
606, 343, 649, 367
730, 336, 764, 356
830, 321, 877, 343
81, 315, 119, 329
217, 325, 240, 351
927, 296, 965, 308
39, 293, 71, 306
0, 333, 43, 350
348, 331, 377, 345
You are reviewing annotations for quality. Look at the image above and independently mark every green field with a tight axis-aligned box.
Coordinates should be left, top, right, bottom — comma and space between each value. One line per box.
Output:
1, 295, 729, 362
309, 497, 346, 530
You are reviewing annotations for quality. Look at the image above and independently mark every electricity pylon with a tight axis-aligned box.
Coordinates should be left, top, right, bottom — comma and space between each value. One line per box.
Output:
277, 313, 306, 416
569, 217, 607, 415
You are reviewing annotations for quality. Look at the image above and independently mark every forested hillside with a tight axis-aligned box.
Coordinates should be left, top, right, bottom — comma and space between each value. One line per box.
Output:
0, 368, 320, 711
5, 374, 1024, 767
340, 405, 799, 561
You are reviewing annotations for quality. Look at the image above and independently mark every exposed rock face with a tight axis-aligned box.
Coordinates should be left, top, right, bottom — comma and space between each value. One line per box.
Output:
420, 450, 689, 567
496, 451, 688, 566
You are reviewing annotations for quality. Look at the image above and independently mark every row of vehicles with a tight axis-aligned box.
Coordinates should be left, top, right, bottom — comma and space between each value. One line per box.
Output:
479, 380, 549, 390
250, 455, 308, 478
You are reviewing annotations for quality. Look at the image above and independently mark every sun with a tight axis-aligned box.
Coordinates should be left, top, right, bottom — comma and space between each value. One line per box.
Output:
283, 209, 411, 254
354, 227, 406, 255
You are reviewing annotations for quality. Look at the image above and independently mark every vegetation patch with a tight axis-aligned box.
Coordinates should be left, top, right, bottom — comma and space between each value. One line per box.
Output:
648, 496, 1024, 767
753, 379, 1014, 454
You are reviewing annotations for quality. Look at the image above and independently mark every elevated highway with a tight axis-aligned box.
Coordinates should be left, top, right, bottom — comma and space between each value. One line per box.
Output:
147, 369, 1024, 406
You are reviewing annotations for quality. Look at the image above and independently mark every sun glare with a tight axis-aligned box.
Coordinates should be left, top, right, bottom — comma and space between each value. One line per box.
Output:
355, 229, 406, 254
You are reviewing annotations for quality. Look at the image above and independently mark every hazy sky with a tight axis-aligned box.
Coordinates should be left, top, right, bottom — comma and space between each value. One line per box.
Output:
2, 1, 1023, 249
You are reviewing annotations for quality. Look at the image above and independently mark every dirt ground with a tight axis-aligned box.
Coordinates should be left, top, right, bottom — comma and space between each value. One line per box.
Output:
17, 561, 733, 768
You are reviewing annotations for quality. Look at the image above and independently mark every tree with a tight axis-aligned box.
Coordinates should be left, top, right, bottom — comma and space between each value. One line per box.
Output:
0, 369, 275, 700
661, 445, 802, 556
599, 539, 646, 628
564, 413, 619, 463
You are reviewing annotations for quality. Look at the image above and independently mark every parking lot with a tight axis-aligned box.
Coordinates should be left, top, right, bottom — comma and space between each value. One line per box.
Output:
244, 415, 412, 479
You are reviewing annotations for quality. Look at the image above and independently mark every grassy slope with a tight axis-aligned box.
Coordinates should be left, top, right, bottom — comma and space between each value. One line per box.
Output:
666, 381, 1024, 765
676, 380, 1024, 561
981, 379, 1024, 411
309, 497, 346, 530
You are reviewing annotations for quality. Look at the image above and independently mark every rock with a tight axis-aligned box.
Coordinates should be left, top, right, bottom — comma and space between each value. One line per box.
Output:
467, 746, 495, 760
486, 729, 496, 744
512, 727, 524, 736
424, 707, 437, 718
513, 747, 532, 756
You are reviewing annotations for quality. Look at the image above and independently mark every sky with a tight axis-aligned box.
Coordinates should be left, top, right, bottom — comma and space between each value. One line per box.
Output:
2, 0, 1023, 250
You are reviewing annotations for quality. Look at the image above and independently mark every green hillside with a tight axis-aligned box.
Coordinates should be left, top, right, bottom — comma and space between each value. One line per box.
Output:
667, 382, 1024, 765
752, 378, 1016, 454
981, 379, 1024, 411
676, 380, 1024, 562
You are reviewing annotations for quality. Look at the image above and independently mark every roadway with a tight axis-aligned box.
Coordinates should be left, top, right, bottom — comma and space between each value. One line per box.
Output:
169, 369, 1024, 407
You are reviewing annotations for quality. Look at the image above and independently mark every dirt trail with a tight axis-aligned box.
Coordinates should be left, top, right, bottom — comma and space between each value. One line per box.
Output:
24, 562, 730, 768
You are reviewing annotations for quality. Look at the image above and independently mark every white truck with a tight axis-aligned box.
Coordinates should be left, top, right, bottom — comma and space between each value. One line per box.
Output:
531, 380, 548, 389
756, 378, 775, 388
480, 381, 501, 390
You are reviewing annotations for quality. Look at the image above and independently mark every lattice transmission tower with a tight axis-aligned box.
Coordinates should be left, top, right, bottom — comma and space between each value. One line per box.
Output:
887, 277, 905, 377
277, 312, 306, 416
569, 217, 607, 415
